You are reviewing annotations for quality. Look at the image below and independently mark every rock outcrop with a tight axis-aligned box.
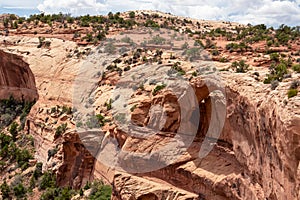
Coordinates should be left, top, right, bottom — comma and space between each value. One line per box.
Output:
0, 16, 299, 199
0, 49, 38, 101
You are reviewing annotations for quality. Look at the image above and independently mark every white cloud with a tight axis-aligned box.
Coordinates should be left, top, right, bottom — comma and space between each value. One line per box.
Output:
0, 0, 43, 9
2, 0, 300, 27
37, 0, 108, 15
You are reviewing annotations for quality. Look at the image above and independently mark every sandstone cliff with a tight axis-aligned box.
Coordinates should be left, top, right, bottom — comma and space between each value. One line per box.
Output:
0, 49, 38, 101
0, 12, 299, 200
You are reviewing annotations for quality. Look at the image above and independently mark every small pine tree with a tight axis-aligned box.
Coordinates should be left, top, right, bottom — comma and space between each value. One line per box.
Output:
0, 181, 11, 199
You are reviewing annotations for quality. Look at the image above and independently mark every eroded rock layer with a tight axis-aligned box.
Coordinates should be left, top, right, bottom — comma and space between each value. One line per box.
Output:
0, 49, 38, 101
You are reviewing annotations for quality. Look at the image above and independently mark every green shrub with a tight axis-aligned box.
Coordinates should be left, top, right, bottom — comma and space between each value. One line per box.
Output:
269, 52, 280, 62
39, 172, 56, 190
0, 96, 35, 129
287, 89, 298, 98
231, 60, 249, 73
292, 64, 300, 73
130, 104, 137, 112
153, 84, 166, 95
129, 11, 135, 18
61, 106, 72, 115
16, 149, 33, 169
145, 19, 159, 28
13, 183, 26, 198
41, 187, 75, 200
219, 57, 228, 63
55, 123, 67, 137
171, 62, 185, 75
0, 181, 11, 199
89, 181, 112, 200
9, 122, 18, 141
264, 62, 289, 83
40, 188, 57, 200
66, 16, 74, 23
47, 148, 58, 161
33, 162, 43, 179
104, 99, 112, 110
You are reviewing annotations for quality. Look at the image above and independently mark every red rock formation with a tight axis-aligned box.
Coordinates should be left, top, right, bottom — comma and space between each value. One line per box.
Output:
0, 49, 38, 101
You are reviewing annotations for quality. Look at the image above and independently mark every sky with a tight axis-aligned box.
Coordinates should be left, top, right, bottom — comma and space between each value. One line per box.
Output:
0, 0, 300, 27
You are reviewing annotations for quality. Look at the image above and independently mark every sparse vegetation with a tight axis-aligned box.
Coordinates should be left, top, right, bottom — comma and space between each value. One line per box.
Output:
171, 62, 186, 75
2, 11, 300, 200
0, 96, 35, 129
231, 60, 249, 73
55, 123, 67, 137
292, 64, 300, 73
287, 89, 298, 98
264, 61, 289, 83
153, 84, 166, 95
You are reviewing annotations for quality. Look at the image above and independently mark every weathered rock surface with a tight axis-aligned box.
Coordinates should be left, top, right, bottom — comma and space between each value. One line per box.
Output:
0, 49, 38, 101
0, 23, 299, 200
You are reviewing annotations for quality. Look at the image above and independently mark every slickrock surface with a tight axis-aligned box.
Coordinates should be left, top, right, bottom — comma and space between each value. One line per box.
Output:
0, 11, 299, 200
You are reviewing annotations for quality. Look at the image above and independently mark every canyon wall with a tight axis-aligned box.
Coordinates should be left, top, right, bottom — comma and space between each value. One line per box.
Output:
1, 35, 299, 200
0, 49, 38, 101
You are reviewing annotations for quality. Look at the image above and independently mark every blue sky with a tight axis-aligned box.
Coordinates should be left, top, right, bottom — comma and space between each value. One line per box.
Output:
1, 0, 300, 27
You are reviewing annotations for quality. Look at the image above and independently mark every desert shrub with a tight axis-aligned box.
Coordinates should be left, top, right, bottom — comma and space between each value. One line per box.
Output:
55, 123, 67, 137
145, 19, 159, 28
61, 106, 72, 115
89, 181, 112, 200
13, 183, 26, 198
194, 40, 204, 47
264, 62, 289, 83
271, 80, 279, 90
211, 49, 219, 56
219, 57, 229, 62
148, 35, 166, 45
66, 16, 74, 23
0, 97, 24, 128
269, 52, 280, 62
33, 162, 43, 179
226, 42, 239, 51
171, 62, 185, 75
231, 60, 249, 73
292, 64, 300, 73
39, 172, 56, 190
47, 147, 58, 161
3, 18, 9, 28
40, 188, 58, 200
58, 187, 75, 200
153, 84, 166, 95
20, 101, 35, 129
85, 114, 106, 129
16, 149, 33, 169
129, 11, 135, 18
0, 181, 11, 199
0, 132, 12, 148
104, 99, 112, 111
9, 122, 18, 141
183, 47, 201, 61
120, 36, 133, 44
181, 42, 189, 49
266, 40, 273, 46
287, 89, 298, 98
96, 114, 106, 127
104, 41, 116, 54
